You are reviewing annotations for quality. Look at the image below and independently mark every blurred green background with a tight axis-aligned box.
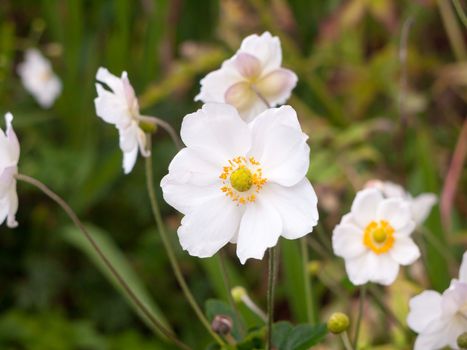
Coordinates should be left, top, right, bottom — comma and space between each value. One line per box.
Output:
0, 0, 465, 349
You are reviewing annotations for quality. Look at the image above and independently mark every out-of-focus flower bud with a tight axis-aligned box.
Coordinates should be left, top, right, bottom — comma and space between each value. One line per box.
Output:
327, 312, 350, 334
231, 286, 247, 303
458, 332, 467, 349
307, 260, 321, 276
211, 315, 232, 335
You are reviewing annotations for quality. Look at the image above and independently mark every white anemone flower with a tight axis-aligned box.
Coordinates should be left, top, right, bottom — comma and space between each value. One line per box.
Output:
195, 32, 298, 122
332, 188, 420, 285
17, 49, 62, 108
365, 180, 437, 226
407, 251, 467, 350
94, 67, 150, 174
0, 113, 20, 228
161, 103, 318, 264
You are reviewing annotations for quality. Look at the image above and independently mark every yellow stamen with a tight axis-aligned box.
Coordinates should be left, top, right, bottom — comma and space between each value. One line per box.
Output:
363, 220, 395, 254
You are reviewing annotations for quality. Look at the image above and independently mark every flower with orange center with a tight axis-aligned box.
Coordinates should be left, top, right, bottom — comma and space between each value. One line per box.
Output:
161, 103, 318, 264
332, 188, 420, 286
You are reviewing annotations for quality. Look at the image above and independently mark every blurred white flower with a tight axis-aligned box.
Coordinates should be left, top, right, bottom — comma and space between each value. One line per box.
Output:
407, 251, 467, 350
365, 180, 437, 226
195, 32, 297, 122
17, 49, 62, 108
94, 67, 149, 174
161, 103, 318, 264
0, 113, 20, 228
332, 188, 420, 286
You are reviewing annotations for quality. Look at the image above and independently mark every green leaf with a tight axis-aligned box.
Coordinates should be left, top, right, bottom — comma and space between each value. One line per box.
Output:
61, 224, 171, 338
272, 321, 327, 350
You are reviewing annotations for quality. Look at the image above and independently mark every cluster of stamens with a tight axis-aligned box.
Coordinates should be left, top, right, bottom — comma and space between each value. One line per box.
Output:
363, 220, 395, 254
219, 156, 267, 205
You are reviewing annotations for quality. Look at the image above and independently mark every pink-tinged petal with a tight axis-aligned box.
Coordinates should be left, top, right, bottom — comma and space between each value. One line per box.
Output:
6, 184, 18, 228
351, 188, 384, 229
344, 252, 377, 286
255, 68, 297, 106
370, 254, 399, 285
224, 82, 256, 113
180, 103, 251, 164
413, 325, 450, 350
136, 126, 150, 158
121, 72, 138, 112
239, 32, 282, 74
0, 166, 17, 198
407, 290, 443, 333
459, 251, 467, 283
441, 281, 467, 318
411, 193, 437, 225
195, 61, 242, 103
4, 113, 19, 164
240, 99, 269, 123
389, 236, 420, 265
178, 194, 241, 258
248, 106, 309, 187
233, 53, 262, 78
236, 197, 282, 264
377, 198, 412, 230
332, 223, 365, 259
261, 179, 318, 240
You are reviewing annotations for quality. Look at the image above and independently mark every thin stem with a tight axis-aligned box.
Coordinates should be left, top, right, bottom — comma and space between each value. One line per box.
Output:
353, 285, 367, 349
300, 238, 315, 324
144, 135, 225, 346
399, 17, 413, 126
139, 115, 183, 150
218, 251, 246, 336
452, 0, 467, 28
341, 331, 354, 350
15, 173, 191, 350
242, 294, 267, 322
367, 285, 406, 332
266, 247, 277, 350
251, 85, 271, 108
438, 0, 467, 61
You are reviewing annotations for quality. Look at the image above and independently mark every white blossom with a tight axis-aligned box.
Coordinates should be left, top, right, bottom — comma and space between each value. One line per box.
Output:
17, 49, 62, 108
161, 103, 318, 263
94, 67, 149, 174
195, 32, 297, 122
408, 251, 467, 350
332, 188, 420, 285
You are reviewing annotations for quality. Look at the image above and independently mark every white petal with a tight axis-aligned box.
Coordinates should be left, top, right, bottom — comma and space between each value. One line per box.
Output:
389, 236, 420, 265
236, 197, 282, 264
0, 166, 17, 198
377, 198, 411, 230
255, 68, 297, 106
380, 181, 407, 198
350, 188, 384, 228
459, 251, 467, 283
178, 195, 241, 258
95, 83, 132, 127
332, 223, 366, 259
407, 290, 443, 333
122, 146, 138, 174
180, 103, 251, 163
344, 252, 376, 286
96, 67, 126, 96
239, 32, 282, 74
441, 281, 467, 318
414, 329, 449, 350
195, 61, 242, 103
395, 220, 416, 237
411, 193, 437, 225
248, 106, 309, 187
6, 184, 18, 228
370, 254, 399, 285
261, 178, 318, 240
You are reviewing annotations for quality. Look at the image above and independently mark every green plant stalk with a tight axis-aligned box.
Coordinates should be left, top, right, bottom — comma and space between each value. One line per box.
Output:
144, 136, 225, 346
353, 285, 367, 349
15, 173, 191, 350
452, 0, 467, 27
438, 0, 467, 61
218, 252, 246, 336
341, 331, 354, 350
300, 238, 315, 324
266, 246, 278, 350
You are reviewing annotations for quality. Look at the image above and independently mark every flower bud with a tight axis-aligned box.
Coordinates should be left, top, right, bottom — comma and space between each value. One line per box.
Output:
139, 121, 157, 134
231, 286, 247, 303
458, 332, 467, 349
327, 312, 350, 334
307, 260, 321, 276
211, 315, 232, 336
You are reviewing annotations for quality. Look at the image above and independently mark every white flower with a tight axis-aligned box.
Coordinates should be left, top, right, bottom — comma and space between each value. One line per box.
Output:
161, 103, 318, 264
0, 113, 20, 228
365, 180, 437, 226
94, 67, 149, 174
17, 49, 62, 108
195, 32, 298, 122
332, 188, 420, 286
407, 251, 467, 350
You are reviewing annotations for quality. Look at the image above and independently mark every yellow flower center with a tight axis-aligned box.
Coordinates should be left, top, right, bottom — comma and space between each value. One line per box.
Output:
363, 220, 395, 254
220, 156, 267, 205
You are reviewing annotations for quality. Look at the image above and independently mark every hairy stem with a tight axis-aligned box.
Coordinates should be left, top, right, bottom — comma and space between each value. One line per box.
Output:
301, 238, 315, 324
341, 331, 354, 350
353, 285, 367, 349
266, 246, 278, 349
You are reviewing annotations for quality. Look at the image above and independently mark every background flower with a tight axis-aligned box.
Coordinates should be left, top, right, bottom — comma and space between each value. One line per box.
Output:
17, 49, 62, 108
332, 188, 420, 285
161, 103, 318, 263
195, 32, 297, 122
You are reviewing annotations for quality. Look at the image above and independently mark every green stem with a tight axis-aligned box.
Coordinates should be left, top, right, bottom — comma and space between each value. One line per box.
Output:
15, 174, 191, 350
266, 247, 278, 350
438, 0, 467, 60
144, 136, 225, 346
353, 285, 367, 349
218, 251, 246, 336
341, 331, 354, 350
300, 238, 315, 324
452, 0, 467, 28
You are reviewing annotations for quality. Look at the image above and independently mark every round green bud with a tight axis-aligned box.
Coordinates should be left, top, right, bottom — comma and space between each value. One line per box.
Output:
327, 312, 350, 334
307, 260, 321, 276
231, 286, 247, 303
458, 332, 467, 349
